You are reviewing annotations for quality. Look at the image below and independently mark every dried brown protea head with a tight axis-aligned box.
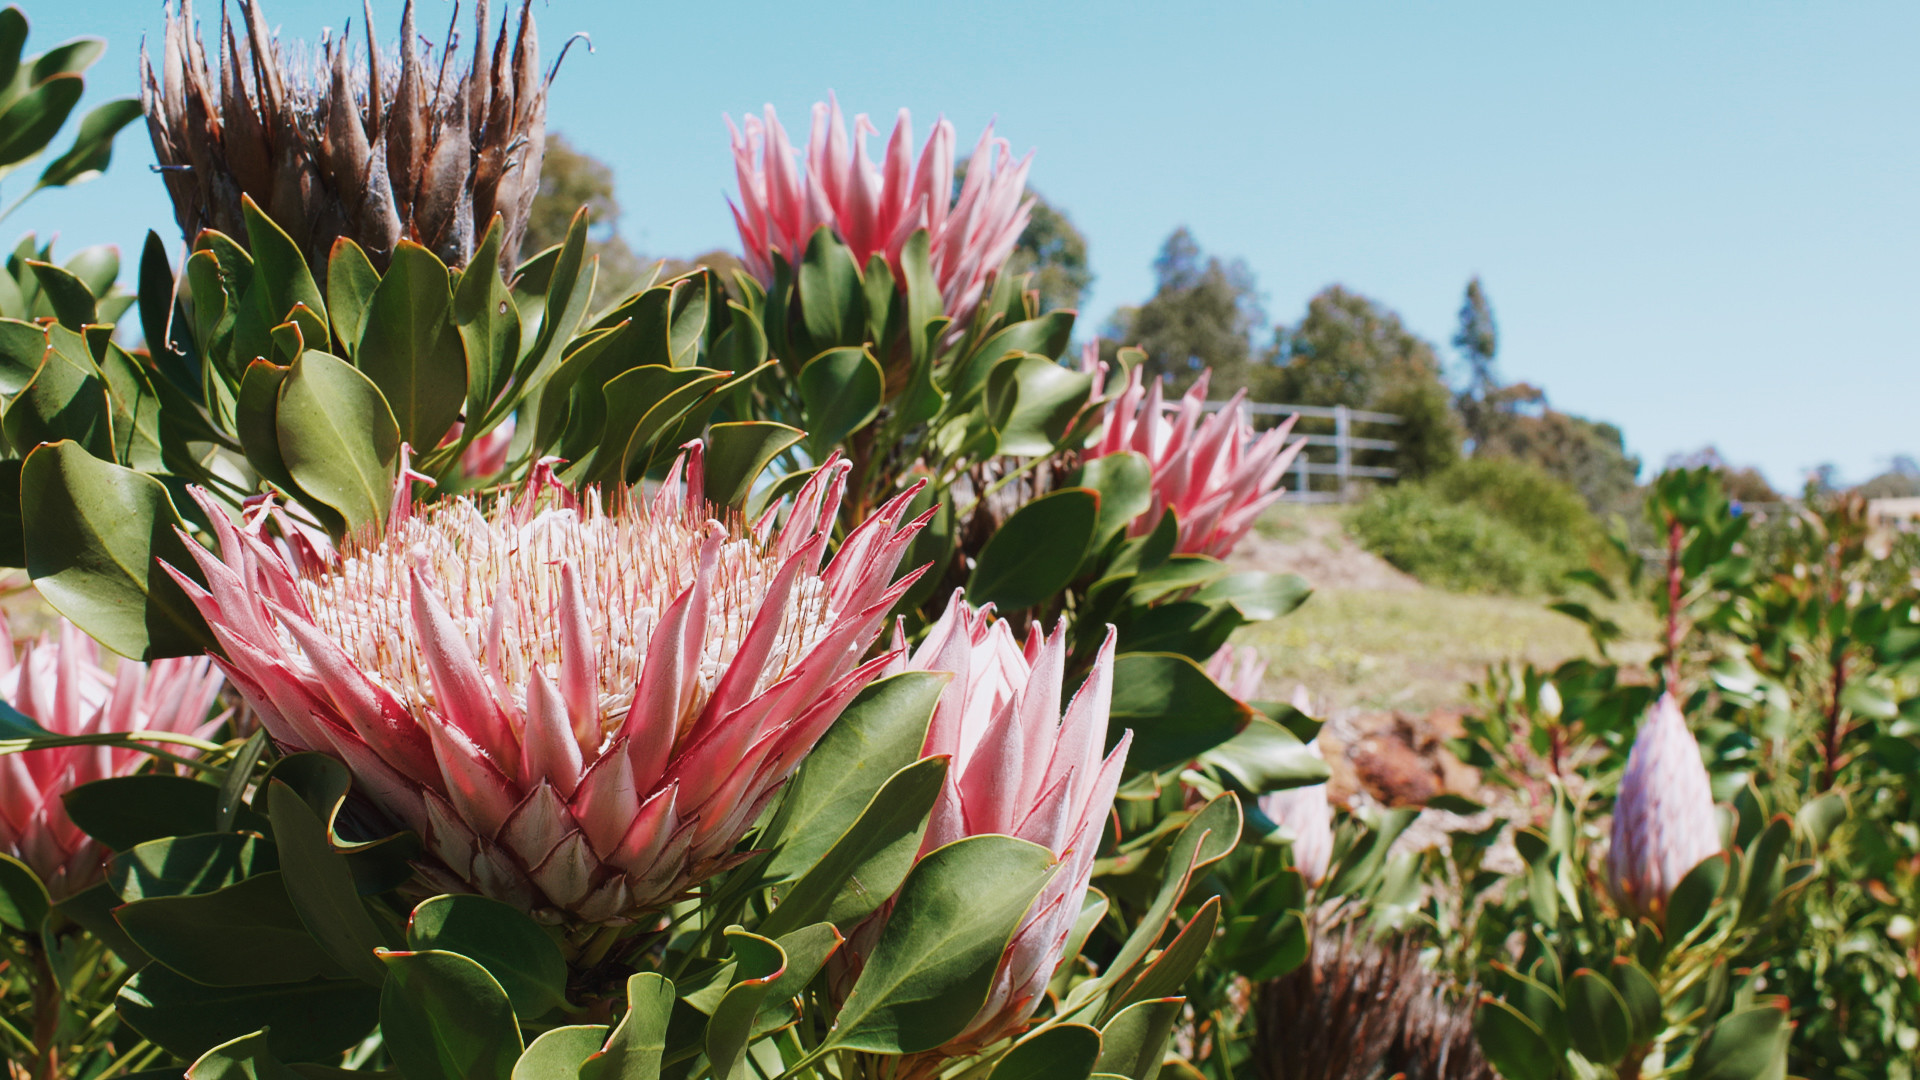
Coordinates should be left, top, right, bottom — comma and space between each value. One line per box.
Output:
140, 0, 551, 274
1255, 928, 1493, 1080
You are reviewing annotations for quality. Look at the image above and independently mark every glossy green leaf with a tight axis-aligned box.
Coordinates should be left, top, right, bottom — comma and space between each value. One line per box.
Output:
512, 1026, 610, 1080
945, 309, 1075, 404
407, 893, 568, 1020
1094, 997, 1182, 1080
36, 95, 142, 188
24, 258, 92, 329
1609, 959, 1663, 1045
1199, 717, 1328, 794
1665, 853, 1730, 945
1795, 790, 1848, 847
453, 219, 520, 427
759, 755, 948, 938
3, 327, 107, 455
117, 872, 346, 985
117, 964, 380, 1064
269, 781, 391, 987
987, 353, 1095, 457
705, 928, 787, 1080
795, 346, 882, 458
967, 488, 1099, 612
379, 949, 523, 1080
1565, 968, 1633, 1065
1109, 653, 1255, 773
797, 226, 865, 352
1077, 451, 1153, 549
577, 972, 673, 1080
275, 350, 400, 535
759, 671, 948, 883
1687, 1000, 1790, 1080
1109, 895, 1220, 1018
0, 851, 48, 931
828, 834, 1058, 1053
0, 72, 81, 170
1737, 816, 1791, 925
326, 238, 380, 360
1474, 997, 1557, 1080
1189, 571, 1312, 621
0, 315, 43, 393
109, 832, 277, 901
990, 1023, 1102, 1080
355, 241, 466, 450
1095, 795, 1241, 1014
62, 774, 218, 850
702, 421, 804, 509
183, 1027, 299, 1079
241, 195, 326, 328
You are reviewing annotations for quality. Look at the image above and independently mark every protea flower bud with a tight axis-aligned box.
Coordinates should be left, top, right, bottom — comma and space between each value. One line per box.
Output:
0, 617, 224, 900
1259, 729, 1334, 885
726, 95, 1033, 336
883, 592, 1129, 1052
1206, 644, 1266, 700
165, 449, 928, 925
140, 0, 548, 273
1086, 366, 1305, 558
1607, 694, 1722, 922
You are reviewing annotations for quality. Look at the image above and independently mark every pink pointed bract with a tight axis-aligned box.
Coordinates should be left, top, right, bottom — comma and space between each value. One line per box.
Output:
884, 591, 1130, 1052
1086, 364, 1306, 559
1205, 644, 1267, 701
0, 616, 224, 900
726, 95, 1034, 337
1258, 737, 1334, 886
1607, 693, 1722, 923
167, 446, 929, 925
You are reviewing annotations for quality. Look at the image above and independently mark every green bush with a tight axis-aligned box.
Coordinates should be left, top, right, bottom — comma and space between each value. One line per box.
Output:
1349, 458, 1605, 593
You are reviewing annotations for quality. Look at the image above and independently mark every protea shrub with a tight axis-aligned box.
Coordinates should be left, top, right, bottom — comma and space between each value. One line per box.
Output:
166, 448, 928, 925
1607, 693, 1722, 923
1086, 366, 1305, 558
0, 617, 224, 900
726, 95, 1033, 335
880, 592, 1129, 1056
141, 0, 548, 274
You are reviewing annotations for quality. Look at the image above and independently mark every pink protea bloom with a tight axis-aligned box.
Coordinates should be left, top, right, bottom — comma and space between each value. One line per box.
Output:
0, 617, 224, 900
1206, 644, 1267, 700
166, 448, 929, 925
1608, 694, 1722, 923
726, 95, 1034, 336
1086, 366, 1306, 559
882, 592, 1129, 1052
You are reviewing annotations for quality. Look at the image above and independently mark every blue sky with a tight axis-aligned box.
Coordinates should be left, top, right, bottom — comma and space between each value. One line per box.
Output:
17, 1, 1920, 489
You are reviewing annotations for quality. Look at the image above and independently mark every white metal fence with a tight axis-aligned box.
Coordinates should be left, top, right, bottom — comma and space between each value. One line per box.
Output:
1200, 401, 1402, 503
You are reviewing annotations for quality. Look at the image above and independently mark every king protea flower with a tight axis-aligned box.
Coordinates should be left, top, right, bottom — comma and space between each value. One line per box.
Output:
1086, 366, 1305, 558
142, 0, 547, 272
1, 616, 224, 901
726, 95, 1033, 336
1607, 694, 1722, 923
1206, 644, 1267, 701
882, 592, 1129, 1053
166, 448, 929, 925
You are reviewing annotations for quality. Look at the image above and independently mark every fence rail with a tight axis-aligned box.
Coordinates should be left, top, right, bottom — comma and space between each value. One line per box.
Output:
1198, 400, 1402, 503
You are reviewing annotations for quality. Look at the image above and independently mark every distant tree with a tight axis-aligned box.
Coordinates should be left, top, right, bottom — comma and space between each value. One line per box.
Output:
1483, 408, 1642, 516
1665, 447, 1780, 504
525, 132, 647, 296
1104, 227, 1262, 394
1856, 458, 1920, 499
1451, 277, 1502, 448
1005, 189, 1092, 313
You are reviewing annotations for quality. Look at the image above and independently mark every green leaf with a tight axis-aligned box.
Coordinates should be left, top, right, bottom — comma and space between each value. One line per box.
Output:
0, 72, 81, 170
797, 226, 865, 352
117, 964, 379, 1064
1076, 451, 1153, 550
1199, 717, 1328, 794
453, 220, 520, 427
1189, 572, 1312, 621
827, 834, 1058, 1053
1109, 653, 1255, 773
1687, 1000, 1789, 1080
0, 10, 25, 93
35, 95, 142, 188
3, 326, 108, 455
1094, 795, 1241, 1014
705, 928, 787, 1080
1565, 968, 1632, 1065
407, 894, 568, 1021
184, 1028, 300, 1080
986, 354, 1094, 457
109, 832, 277, 901
116, 872, 347, 986
63, 774, 218, 850
512, 209, 596, 404
1094, 997, 1182, 1080
702, 421, 804, 509
1795, 791, 1848, 847
1609, 959, 1663, 1045
1665, 853, 1730, 945
355, 241, 466, 450
241, 195, 326, 328
326, 239, 380, 360
269, 781, 392, 987
1109, 896, 1219, 1019
1737, 816, 1791, 925
945, 310, 1075, 404
759, 755, 948, 939
989, 1024, 1102, 1080
0, 851, 49, 931
795, 346, 882, 459
577, 972, 673, 1080
967, 488, 1099, 612
513, 1026, 611, 1080
275, 350, 400, 535
759, 671, 948, 883
0, 315, 43, 393
25, 257, 93, 329
1474, 997, 1558, 1080
380, 949, 524, 1080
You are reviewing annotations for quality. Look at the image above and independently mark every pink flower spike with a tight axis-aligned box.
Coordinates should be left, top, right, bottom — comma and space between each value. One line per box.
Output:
170, 441, 924, 927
